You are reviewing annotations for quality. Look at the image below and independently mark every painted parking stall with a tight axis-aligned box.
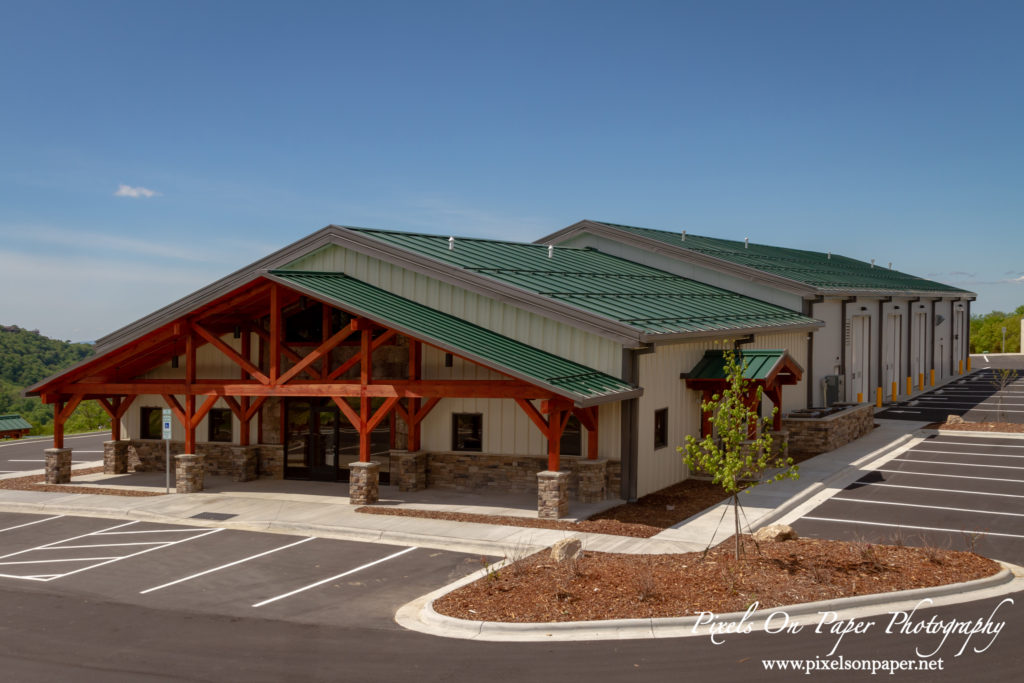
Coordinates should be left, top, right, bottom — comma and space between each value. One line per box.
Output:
0, 512, 484, 628
878, 368, 1024, 424
792, 433, 1024, 565
0, 432, 108, 473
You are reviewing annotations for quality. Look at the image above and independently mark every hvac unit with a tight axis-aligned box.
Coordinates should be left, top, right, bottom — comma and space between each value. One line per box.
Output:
822, 375, 845, 407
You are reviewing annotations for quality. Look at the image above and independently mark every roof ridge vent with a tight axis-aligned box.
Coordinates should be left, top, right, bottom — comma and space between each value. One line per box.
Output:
547, 244, 554, 258
448, 236, 454, 251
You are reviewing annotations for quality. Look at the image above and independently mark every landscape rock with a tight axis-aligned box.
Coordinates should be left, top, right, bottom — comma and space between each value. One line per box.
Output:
550, 538, 583, 562
945, 414, 965, 425
752, 524, 798, 543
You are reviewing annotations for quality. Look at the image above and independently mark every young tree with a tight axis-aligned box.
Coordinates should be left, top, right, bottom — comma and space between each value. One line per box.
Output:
678, 349, 799, 560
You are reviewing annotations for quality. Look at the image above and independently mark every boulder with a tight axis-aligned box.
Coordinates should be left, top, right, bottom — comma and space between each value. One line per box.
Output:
550, 538, 583, 563
752, 524, 798, 543
946, 414, 965, 425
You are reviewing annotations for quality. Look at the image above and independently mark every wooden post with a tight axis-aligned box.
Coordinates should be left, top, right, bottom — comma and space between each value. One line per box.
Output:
240, 326, 251, 446
53, 401, 64, 449
359, 325, 371, 462
408, 339, 421, 451
185, 328, 196, 454
269, 284, 280, 384
587, 410, 599, 460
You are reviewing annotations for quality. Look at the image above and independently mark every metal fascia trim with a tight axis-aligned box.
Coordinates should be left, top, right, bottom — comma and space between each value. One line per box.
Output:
639, 321, 825, 345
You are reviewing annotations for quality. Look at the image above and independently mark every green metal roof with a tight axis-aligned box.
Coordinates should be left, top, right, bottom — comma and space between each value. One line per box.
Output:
0, 414, 32, 432
345, 227, 820, 336
686, 350, 788, 382
269, 270, 637, 404
590, 221, 967, 294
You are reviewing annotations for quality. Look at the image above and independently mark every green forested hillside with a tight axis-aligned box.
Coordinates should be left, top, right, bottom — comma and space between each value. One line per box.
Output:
0, 325, 109, 436
971, 306, 1023, 354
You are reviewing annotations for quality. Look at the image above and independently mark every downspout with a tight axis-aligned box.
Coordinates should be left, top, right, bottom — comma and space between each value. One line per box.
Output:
620, 347, 641, 502
966, 298, 973, 361
950, 299, 957, 375
877, 297, 891, 391
907, 297, 919, 384
803, 297, 822, 407
930, 298, 937, 374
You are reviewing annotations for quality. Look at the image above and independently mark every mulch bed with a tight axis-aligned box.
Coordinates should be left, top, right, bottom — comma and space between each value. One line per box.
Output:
936, 421, 1024, 433
0, 467, 164, 497
433, 537, 1002, 622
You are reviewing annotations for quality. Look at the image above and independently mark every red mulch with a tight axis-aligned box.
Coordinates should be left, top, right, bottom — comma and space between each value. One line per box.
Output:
0, 467, 164, 497
433, 537, 1002, 622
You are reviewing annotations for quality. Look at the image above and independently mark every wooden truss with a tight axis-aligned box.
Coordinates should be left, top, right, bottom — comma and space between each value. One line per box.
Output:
34, 278, 599, 469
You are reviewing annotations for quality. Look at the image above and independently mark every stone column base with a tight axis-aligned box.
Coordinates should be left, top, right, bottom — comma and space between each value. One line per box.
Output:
767, 430, 789, 460
45, 448, 72, 484
349, 461, 380, 505
103, 440, 129, 474
572, 459, 607, 502
391, 450, 427, 492
175, 454, 205, 493
537, 470, 569, 519
231, 446, 259, 482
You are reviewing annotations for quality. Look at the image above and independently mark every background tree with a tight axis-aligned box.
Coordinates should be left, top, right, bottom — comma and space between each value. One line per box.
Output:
970, 305, 1023, 354
679, 348, 799, 560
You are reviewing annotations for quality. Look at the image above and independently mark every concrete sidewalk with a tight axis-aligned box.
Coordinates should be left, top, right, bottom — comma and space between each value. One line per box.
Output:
0, 417, 928, 557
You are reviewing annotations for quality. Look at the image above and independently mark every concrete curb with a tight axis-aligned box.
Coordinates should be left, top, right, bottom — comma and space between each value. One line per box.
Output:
396, 560, 1024, 642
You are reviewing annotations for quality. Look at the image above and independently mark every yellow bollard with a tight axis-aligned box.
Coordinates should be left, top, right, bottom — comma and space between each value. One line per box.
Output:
876, 387, 883, 407
959, 359, 963, 375
918, 373, 924, 391
930, 369, 935, 386
857, 392, 863, 403
906, 376, 912, 395
967, 357, 972, 371
891, 381, 898, 403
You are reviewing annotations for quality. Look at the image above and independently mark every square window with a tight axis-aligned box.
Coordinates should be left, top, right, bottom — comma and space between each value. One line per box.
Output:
452, 413, 483, 452
560, 415, 582, 456
654, 408, 668, 450
140, 407, 162, 440
207, 408, 233, 443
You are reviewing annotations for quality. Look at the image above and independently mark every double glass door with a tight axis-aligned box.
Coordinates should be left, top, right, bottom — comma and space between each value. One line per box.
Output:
285, 399, 348, 481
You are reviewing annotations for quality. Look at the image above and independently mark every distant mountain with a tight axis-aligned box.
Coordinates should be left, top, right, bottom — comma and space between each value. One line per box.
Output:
0, 325, 106, 436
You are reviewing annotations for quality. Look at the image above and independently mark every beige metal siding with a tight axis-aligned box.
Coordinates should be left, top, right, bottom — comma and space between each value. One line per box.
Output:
283, 244, 623, 375
752, 329, 809, 415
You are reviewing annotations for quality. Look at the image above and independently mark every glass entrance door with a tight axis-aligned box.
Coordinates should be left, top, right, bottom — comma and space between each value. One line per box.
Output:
285, 399, 344, 481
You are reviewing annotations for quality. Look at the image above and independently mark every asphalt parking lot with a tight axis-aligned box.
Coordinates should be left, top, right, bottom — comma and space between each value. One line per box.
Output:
0, 432, 108, 474
792, 433, 1024, 564
0, 512, 485, 628
877, 366, 1024, 423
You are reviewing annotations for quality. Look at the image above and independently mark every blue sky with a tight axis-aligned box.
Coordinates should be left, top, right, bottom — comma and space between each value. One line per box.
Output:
1, 0, 1021, 341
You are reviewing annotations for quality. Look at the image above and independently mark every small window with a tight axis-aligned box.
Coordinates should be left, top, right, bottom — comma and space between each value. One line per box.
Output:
140, 407, 162, 440
560, 415, 582, 456
452, 413, 483, 451
207, 408, 233, 443
654, 408, 668, 450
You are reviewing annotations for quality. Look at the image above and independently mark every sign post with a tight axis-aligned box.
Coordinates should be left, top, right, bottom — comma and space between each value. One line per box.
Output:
162, 408, 172, 494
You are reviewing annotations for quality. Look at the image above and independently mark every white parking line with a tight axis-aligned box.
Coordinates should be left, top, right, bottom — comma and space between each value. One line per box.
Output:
984, 355, 990, 361
252, 546, 417, 607
877, 468, 1024, 484
928, 441, 1024, 449
829, 496, 1024, 518
47, 542, 172, 549
141, 536, 316, 594
897, 458, 1024, 471
0, 557, 120, 566
0, 434, 103, 450
801, 516, 1024, 540
849, 481, 1024, 499
0, 516, 64, 535
910, 448, 1024, 459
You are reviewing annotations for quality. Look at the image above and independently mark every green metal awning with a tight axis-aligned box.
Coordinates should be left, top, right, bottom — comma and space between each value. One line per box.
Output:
268, 270, 639, 406
0, 414, 32, 432
683, 349, 803, 385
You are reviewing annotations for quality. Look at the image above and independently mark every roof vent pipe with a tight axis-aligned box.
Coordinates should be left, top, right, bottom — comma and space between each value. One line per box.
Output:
871, 258, 875, 268
888, 262, 893, 270
681, 230, 686, 241
448, 236, 454, 251
547, 244, 554, 259
827, 251, 831, 260
744, 237, 749, 249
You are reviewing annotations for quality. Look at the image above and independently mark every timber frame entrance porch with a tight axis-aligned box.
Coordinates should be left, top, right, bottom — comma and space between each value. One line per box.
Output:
29, 272, 635, 517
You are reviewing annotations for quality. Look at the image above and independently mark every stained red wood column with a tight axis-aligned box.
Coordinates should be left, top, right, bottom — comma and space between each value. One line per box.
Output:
573, 406, 599, 460
359, 323, 371, 462
184, 325, 197, 453
239, 326, 251, 446
407, 339, 422, 451
53, 401, 64, 449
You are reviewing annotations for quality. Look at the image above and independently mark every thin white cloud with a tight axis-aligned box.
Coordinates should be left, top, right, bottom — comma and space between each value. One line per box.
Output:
114, 184, 161, 198
403, 195, 551, 240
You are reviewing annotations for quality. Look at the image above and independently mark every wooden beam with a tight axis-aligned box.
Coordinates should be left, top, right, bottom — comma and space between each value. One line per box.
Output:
515, 398, 549, 435
277, 323, 355, 385
366, 397, 399, 432
58, 394, 85, 423
192, 322, 270, 384
53, 401, 64, 449
331, 397, 361, 431
162, 394, 186, 427
269, 283, 280, 384
189, 395, 219, 430
327, 328, 397, 381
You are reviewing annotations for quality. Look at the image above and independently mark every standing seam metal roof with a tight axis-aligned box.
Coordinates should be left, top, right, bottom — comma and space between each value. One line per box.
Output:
269, 270, 637, 404
344, 228, 820, 336
590, 221, 968, 294
0, 414, 32, 432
